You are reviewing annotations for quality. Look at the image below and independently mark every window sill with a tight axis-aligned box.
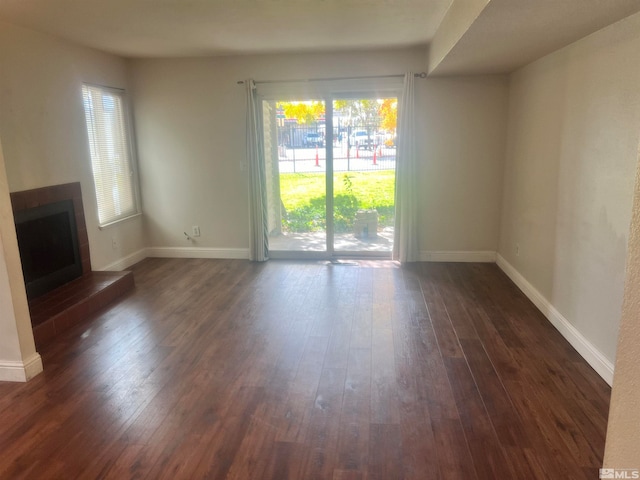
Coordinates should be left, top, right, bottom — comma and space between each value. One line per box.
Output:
98, 212, 143, 230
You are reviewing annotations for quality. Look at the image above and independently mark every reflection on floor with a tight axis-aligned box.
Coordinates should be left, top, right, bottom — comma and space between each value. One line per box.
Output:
269, 226, 394, 253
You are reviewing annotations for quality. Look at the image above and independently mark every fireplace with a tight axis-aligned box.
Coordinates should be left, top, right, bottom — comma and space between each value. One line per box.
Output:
14, 199, 83, 300
10, 182, 91, 278
10, 182, 134, 348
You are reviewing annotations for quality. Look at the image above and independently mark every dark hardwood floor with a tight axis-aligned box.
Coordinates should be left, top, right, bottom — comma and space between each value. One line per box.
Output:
0, 259, 611, 479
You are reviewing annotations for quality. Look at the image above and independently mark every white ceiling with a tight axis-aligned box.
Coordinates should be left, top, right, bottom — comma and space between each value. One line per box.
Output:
0, 0, 453, 57
0, 0, 639, 74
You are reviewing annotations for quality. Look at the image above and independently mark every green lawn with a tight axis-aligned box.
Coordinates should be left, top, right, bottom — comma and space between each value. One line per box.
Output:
280, 170, 395, 209
279, 170, 395, 232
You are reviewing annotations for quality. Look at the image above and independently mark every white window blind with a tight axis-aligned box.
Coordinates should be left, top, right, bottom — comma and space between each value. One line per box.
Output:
82, 84, 139, 227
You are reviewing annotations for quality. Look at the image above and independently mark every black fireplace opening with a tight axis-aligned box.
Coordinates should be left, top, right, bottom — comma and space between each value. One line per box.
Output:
15, 199, 82, 300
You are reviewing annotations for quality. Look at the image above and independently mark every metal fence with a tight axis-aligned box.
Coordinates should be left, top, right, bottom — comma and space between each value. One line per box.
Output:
277, 124, 396, 174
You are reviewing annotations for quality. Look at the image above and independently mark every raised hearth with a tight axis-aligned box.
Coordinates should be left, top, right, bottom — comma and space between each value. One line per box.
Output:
30, 271, 134, 348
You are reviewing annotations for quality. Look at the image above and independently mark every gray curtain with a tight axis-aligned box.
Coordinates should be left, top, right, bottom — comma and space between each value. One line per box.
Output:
245, 80, 269, 261
393, 72, 419, 263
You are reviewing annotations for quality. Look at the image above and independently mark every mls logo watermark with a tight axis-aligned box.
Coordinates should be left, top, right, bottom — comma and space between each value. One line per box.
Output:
600, 468, 640, 479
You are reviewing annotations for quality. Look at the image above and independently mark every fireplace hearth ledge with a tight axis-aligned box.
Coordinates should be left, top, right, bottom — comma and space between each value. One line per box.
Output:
30, 270, 134, 348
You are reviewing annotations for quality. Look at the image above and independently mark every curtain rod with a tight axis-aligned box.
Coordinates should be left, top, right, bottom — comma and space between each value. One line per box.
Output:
236, 72, 426, 85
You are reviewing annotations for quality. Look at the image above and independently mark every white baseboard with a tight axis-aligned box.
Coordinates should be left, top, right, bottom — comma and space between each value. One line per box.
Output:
496, 253, 614, 386
419, 250, 497, 262
146, 247, 250, 260
98, 248, 148, 271
96, 246, 251, 270
0, 353, 43, 382
101, 249, 496, 266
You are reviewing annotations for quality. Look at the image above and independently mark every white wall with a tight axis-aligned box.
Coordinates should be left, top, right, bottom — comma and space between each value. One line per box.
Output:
498, 11, 640, 368
130, 49, 508, 257
418, 75, 507, 255
0, 21, 146, 271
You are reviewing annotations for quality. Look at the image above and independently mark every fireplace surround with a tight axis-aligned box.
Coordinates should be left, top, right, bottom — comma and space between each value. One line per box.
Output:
10, 182, 134, 348
11, 182, 91, 275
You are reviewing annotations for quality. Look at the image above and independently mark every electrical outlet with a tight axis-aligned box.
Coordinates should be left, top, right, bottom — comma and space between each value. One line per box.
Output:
515, 243, 520, 256
112, 237, 118, 250
192, 226, 201, 237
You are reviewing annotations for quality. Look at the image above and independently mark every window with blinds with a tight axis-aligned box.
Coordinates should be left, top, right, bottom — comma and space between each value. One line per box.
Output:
82, 84, 139, 227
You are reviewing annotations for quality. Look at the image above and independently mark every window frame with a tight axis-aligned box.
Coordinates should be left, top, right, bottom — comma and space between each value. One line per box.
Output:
81, 83, 141, 228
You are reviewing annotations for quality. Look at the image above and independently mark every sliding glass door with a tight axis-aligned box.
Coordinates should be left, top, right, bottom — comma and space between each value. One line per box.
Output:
263, 94, 398, 259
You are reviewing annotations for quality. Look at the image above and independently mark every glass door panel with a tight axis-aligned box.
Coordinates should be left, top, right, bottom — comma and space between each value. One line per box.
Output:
264, 99, 327, 254
332, 98, 397, 255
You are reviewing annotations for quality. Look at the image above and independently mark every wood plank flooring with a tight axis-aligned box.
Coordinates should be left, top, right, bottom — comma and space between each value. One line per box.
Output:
0, 259, 611, 479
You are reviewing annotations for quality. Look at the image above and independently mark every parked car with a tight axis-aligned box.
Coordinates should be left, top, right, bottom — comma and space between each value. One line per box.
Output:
303, 132, 324, 147
349, 130, 373, 149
